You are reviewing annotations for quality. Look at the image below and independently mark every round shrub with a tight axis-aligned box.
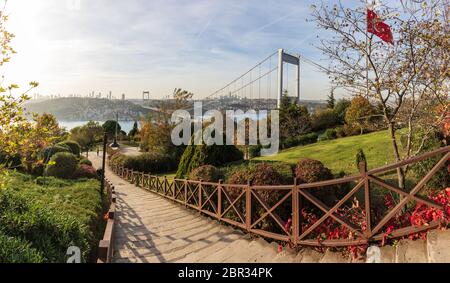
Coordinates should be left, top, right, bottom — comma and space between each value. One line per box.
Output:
58, 140, 81, 157
295, 158, 333, 183
227, 163, 289, 231
73, 164, 97, 179
79, 158, 92, 166
295, 158, 336, 205
189, 165, 222, 182
42, 145, 71, 163
45, 152, 78, 179
228, 163, 284, 186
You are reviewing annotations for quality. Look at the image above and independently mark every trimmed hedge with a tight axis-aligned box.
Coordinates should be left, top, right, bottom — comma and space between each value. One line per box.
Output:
58, 140, 81, 157
281, 132, 319, 149
110, 152, 178, 174
46, 152, 79, 179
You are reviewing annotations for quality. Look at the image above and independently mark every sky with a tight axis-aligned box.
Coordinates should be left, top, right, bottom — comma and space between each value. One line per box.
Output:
2, 0, 400, 100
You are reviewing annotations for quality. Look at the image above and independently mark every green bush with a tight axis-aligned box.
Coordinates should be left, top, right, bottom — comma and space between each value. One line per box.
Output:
176, 137, 243, 178
227, 163, 291, 231
320, 128, 337, 141
335, 126, 347, 138
111, 152, 178, 174
79, 158, 92, 166
188, 165, 222, 182
0, 233, 44, 263
295, 158, 336, 205
248, 145, 262, 158
0, 190, 90, 263
46, 152, 78, 179
0, 151, 21, 169
58, 140, 81, 157
281, 132, 318, 149
355, 149, 367, 171
311, 109, 339, 131
42, 145, 71, 163
411, 133, 449, 194
31, 162, 45, 177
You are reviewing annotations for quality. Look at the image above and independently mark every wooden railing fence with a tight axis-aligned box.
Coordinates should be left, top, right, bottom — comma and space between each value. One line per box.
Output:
97, 179, 116, 263
110, 146, 449, 247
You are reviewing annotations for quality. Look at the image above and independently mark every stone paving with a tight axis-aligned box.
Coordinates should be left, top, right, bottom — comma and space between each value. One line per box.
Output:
90, 153, 450, 263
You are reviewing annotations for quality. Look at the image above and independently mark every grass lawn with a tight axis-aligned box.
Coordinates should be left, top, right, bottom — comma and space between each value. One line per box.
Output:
0, 172, 107, 263
256, 130, 401, 175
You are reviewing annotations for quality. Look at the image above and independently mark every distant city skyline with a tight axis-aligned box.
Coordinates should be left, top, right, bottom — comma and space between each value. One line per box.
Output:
3, 0, 402, 100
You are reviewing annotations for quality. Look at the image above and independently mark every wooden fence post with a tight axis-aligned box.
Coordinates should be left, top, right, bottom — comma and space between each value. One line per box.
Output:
218, 180, 223, 219
164, 176, 168, 196
292, 178, 299, 245
246, 181, 252, 231
184, 180, 188, 206
198, 179, 203, 211
359, 161, 372, 237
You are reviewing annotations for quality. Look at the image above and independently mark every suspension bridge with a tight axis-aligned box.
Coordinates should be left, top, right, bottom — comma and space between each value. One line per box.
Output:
142, 48, 327, 117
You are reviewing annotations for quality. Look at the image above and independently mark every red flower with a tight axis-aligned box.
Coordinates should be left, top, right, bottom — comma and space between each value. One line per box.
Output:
277, 245, 283, 253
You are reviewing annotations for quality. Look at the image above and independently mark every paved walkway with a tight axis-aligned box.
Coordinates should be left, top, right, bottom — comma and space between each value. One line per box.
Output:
90, 154, 285, 263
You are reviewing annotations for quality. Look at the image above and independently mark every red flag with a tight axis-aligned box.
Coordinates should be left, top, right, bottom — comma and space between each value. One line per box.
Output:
367, 9, 394, 45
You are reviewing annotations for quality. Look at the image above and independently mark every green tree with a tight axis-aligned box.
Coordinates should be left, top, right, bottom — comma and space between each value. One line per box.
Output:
102, 120, 121, 140
70, 121, 103, 153
345, 96, 376, 135
333, 99, 351, 124
128, 121, 139, 137
140, 88, 193, 159
279, 93, 312, 147
326, 88, 336, 109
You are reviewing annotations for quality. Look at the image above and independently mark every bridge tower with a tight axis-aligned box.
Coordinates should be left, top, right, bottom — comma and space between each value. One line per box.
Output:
143, 91, 150, 101
277, 49, 300, 108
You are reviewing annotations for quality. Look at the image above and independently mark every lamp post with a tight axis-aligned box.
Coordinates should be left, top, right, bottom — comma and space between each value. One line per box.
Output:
110, 112, 120, 148
100, 132, 108, 195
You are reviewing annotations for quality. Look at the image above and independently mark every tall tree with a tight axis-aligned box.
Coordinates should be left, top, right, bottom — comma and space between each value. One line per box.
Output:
0, 2, 40, 173
140, 88, 193, 158
326, 87, 336, 109
310, 0, 449, 188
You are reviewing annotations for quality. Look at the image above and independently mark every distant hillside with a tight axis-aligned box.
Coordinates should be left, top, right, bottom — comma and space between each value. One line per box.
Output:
24, 98, 153, 121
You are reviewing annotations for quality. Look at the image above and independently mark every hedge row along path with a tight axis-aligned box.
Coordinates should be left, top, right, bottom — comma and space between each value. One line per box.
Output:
90, 153, 307, 263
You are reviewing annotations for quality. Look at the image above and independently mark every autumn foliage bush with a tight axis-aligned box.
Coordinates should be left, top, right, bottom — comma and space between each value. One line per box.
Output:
227, 163, 291, 231
73, 164, 97, 179
188, 165, 222, 182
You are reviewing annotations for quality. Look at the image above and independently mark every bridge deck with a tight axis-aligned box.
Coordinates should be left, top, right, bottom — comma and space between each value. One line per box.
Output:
90, 154, 283, 263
